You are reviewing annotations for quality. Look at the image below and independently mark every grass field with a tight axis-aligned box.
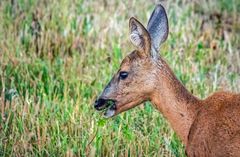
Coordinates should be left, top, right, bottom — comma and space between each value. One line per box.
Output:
0, 0, 240, 156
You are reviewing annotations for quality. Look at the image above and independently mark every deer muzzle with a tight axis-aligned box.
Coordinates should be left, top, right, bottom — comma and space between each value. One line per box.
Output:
94, 98, 117, 118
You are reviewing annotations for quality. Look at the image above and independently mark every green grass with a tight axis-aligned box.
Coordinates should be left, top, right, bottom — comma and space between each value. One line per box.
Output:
0, 0, 240, 156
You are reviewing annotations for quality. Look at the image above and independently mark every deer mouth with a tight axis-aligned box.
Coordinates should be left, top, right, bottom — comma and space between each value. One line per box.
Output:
94, 99, 117, 118
103, 102, 117, 118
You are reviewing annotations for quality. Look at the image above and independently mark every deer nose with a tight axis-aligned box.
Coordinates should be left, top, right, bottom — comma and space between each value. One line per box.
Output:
94, 98, 106, 111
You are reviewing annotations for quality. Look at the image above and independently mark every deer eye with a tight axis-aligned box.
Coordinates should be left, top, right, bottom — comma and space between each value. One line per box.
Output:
119, 71, 128, 80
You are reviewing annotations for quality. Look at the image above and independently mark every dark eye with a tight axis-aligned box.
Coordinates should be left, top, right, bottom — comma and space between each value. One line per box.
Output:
119, 71, 128, 80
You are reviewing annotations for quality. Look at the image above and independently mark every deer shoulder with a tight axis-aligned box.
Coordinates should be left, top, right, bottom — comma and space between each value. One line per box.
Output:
186, 92, 240, 157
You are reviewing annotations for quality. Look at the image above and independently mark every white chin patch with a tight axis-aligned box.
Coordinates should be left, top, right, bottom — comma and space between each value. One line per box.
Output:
104, 108, 115, 118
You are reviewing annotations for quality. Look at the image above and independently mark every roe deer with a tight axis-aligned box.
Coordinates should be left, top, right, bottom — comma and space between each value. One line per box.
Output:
94, 4, 240, 157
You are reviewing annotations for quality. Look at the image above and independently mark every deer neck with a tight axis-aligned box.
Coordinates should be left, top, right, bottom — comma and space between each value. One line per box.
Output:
150, 59, 200, 145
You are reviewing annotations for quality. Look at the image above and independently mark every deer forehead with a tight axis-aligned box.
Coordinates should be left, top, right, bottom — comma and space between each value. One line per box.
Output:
120, 50, 152, 69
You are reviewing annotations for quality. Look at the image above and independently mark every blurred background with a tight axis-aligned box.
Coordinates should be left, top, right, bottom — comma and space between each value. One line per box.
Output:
0, 0, 240, 156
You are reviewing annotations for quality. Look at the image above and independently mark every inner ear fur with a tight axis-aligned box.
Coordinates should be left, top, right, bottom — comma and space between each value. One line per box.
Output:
129, 17, 151, 56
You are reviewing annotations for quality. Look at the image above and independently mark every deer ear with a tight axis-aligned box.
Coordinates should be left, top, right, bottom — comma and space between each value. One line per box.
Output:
147, 4, 169, 56
129, 17, 151, 54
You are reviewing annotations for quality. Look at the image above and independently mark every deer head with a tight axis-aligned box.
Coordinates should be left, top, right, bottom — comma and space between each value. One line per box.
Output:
94, 4, 169, 118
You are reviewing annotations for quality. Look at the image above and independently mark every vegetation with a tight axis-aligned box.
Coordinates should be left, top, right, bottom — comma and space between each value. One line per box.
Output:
0, 0, 239, 156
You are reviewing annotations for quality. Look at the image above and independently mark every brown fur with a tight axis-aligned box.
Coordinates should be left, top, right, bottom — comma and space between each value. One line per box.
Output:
124, 54, 240, 156
149, 57, 240, 156
186, 92, 240, 157
96, 7, 240, 156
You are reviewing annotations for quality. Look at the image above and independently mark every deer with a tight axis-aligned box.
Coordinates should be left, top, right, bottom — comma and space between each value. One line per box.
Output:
94, 4, 240, 157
